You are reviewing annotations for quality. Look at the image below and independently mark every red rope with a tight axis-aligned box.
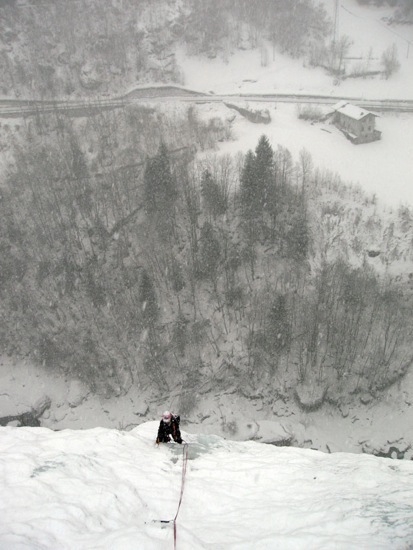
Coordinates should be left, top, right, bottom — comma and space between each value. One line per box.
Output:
173, 443, 189, 550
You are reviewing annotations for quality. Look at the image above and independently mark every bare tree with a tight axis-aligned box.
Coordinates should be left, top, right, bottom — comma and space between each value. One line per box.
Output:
381, 43, 400, 79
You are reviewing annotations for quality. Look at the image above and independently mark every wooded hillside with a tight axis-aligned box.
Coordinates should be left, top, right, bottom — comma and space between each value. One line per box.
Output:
1, 105, 413, 413
0, 0, 331, 98
1, 0, 413, 413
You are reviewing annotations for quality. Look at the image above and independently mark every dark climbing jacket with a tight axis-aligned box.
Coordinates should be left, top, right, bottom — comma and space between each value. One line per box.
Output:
156, 415, 182, 444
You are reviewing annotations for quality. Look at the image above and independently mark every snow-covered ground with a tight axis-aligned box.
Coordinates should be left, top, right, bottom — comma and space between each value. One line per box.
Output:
192, 101, 413, 208
1, 6, 413, 534
178, 0, 413, 100
1, 422, 413, 550
173, 0, 413, 209
2, 356, 413, 461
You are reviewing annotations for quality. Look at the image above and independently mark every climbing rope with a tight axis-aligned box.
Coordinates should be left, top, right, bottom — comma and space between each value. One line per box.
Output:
153, 442, 189, 549
173, 442, 189, 549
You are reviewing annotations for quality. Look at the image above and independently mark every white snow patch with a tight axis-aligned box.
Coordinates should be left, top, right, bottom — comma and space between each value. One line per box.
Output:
177, 0, 413, 100
1, 422, 413, 549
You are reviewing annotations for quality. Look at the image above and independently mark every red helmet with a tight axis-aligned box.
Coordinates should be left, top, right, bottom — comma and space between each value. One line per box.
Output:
162, 411, 172, 423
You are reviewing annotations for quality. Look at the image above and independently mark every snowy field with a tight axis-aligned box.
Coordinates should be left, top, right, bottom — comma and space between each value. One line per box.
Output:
178, 0, 413, 100
175, 0, 413, 208
202, 102, 413, 208
1, 422, 413, 550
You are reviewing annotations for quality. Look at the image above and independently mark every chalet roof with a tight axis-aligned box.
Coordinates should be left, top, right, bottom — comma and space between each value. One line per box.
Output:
332, 101, 379, 121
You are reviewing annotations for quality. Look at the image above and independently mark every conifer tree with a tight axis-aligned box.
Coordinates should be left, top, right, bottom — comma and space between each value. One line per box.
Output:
138, 268, 158, 326
239, 149, 259, 244
240, 136, 274, 221
254, 134, 274, 211
287, 214, 310, 261
143, 143, 177, 215
198, 221, 221, 281
186, 0, 228, 55
240, 150, 257, 218
201, 169, 226, 219
169, 255, 185, 294
70, 136, 88, 181
266, 293, 291, 351
69, 135, 93, 217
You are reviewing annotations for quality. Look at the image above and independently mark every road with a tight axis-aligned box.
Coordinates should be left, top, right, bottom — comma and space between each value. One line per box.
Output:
0, 87, 412, 118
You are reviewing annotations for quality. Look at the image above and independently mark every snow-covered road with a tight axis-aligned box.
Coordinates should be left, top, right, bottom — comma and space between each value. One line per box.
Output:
0, 90, 413, 119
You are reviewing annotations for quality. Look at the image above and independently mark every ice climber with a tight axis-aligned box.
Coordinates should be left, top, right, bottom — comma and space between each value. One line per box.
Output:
156, 411, 182, 444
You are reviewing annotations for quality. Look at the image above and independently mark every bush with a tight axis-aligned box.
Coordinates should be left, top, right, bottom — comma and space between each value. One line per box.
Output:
381, 44, 400, 79
297, 104, 324, 122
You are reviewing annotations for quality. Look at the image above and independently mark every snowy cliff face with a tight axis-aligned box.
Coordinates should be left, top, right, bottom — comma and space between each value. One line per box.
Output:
0, 0, 412, 483
1, 422, 413, 550
2, 357, 413, 463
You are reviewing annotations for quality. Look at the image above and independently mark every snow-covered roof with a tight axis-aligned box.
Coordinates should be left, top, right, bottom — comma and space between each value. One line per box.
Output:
332, 101, 379, 120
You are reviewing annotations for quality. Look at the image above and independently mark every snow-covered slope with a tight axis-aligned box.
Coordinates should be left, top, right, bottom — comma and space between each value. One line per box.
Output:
1, 422, 413, 550
1, 3, 413, 515
204, 101, 413, 208
178, 0, 413, 99
174, 0, 413, 208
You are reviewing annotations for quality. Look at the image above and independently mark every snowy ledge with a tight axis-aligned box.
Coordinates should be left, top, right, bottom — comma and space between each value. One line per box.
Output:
1, 357, 413, 462
1, 422, 413, 549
